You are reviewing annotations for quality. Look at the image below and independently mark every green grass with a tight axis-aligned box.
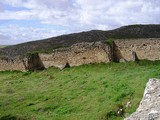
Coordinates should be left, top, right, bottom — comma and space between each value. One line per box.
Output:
0, 61, 160, 120
0, 45, 7, 48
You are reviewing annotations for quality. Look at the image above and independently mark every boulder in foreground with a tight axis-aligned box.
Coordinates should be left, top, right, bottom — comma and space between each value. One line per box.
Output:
125, 78, 160, 120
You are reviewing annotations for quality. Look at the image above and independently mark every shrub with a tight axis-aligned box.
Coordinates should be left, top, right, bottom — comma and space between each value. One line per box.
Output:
26, 51, 39, 58
105, 39, 113, 45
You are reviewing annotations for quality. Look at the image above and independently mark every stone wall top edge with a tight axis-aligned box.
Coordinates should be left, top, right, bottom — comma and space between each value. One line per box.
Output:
113, 38, 160, 41
39, 41, 106, 55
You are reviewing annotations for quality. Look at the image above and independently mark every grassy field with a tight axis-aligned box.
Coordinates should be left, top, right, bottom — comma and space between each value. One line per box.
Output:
0, 45, 7, 48
0, 61, 160, 120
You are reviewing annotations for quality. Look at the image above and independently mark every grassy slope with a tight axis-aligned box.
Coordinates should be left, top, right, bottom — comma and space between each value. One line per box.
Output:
0, 46, 7, 48
0, 61, 160, 120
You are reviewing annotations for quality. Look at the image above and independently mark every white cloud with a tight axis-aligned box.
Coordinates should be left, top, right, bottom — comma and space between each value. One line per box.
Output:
0, 10, 36, 20
1, 0, 160, 27
0, 0, 159, 44
0, 24, 67, 45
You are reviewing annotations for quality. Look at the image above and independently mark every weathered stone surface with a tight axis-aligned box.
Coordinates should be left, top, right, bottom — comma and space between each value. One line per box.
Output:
125, 78, 160, 120
39, 41, 112, 69
0, 57, 28, 71
114, 38, 160, 61
119, 58, 127, 63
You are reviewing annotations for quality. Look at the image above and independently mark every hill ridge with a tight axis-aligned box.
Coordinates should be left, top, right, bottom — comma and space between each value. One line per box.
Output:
0, 24, 160, 58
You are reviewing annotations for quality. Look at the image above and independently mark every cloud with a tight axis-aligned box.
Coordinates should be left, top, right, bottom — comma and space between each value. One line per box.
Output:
0, 24, 67, 45
1, 0, 160, 27
0, 1, 4, 12
0, 0, 159, 44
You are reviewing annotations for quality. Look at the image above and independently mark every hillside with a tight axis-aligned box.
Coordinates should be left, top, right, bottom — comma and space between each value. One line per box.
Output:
0, 24, 160, 58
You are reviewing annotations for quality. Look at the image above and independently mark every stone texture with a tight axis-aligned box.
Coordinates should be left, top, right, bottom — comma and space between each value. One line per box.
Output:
125, 78, 160, 120
0, 57, 28, 71
39, 41, 112, 69
119, 58, 127, 63
114, 38, 160, 61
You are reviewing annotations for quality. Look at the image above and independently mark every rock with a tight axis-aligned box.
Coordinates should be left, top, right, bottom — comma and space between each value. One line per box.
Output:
125, 101, 131, 108
117, 108, 124, 117
125, 78, 160, 120
131, 51, 136, 61
119, 58, 127, 63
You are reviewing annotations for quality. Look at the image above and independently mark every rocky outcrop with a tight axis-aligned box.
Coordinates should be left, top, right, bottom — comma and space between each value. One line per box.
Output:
125, 78, 160, 120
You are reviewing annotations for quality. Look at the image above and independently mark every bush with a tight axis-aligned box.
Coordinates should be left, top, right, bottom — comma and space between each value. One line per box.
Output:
26, 51, 39, 58
105, 39, 114, 45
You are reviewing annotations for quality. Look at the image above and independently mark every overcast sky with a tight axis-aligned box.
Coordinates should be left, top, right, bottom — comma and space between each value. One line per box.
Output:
0, 0, 160, 45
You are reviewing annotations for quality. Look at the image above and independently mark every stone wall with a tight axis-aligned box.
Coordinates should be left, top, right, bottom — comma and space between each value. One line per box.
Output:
27, 54, 44, 70
39, 41, 112, 69
0, 58, 27, 71
1, 39, 160, 71
0, 55, 44, 71
113, 38, 160, 61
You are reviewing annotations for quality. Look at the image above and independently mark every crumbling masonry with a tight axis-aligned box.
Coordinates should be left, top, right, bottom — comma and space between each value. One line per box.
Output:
0, 38, 160, 71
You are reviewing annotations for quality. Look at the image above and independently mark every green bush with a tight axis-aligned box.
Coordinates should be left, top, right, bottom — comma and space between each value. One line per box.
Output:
26, 51, 39, 58
105, 39, 114, 45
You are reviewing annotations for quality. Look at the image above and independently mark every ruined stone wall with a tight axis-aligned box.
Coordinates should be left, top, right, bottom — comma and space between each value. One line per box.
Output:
1, 39, 160, 71
27, 54, 44, 70
39, 42, 112, 69
0, 58, 27, 71
0, 55, 44, 71
113, 38, 160, 61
